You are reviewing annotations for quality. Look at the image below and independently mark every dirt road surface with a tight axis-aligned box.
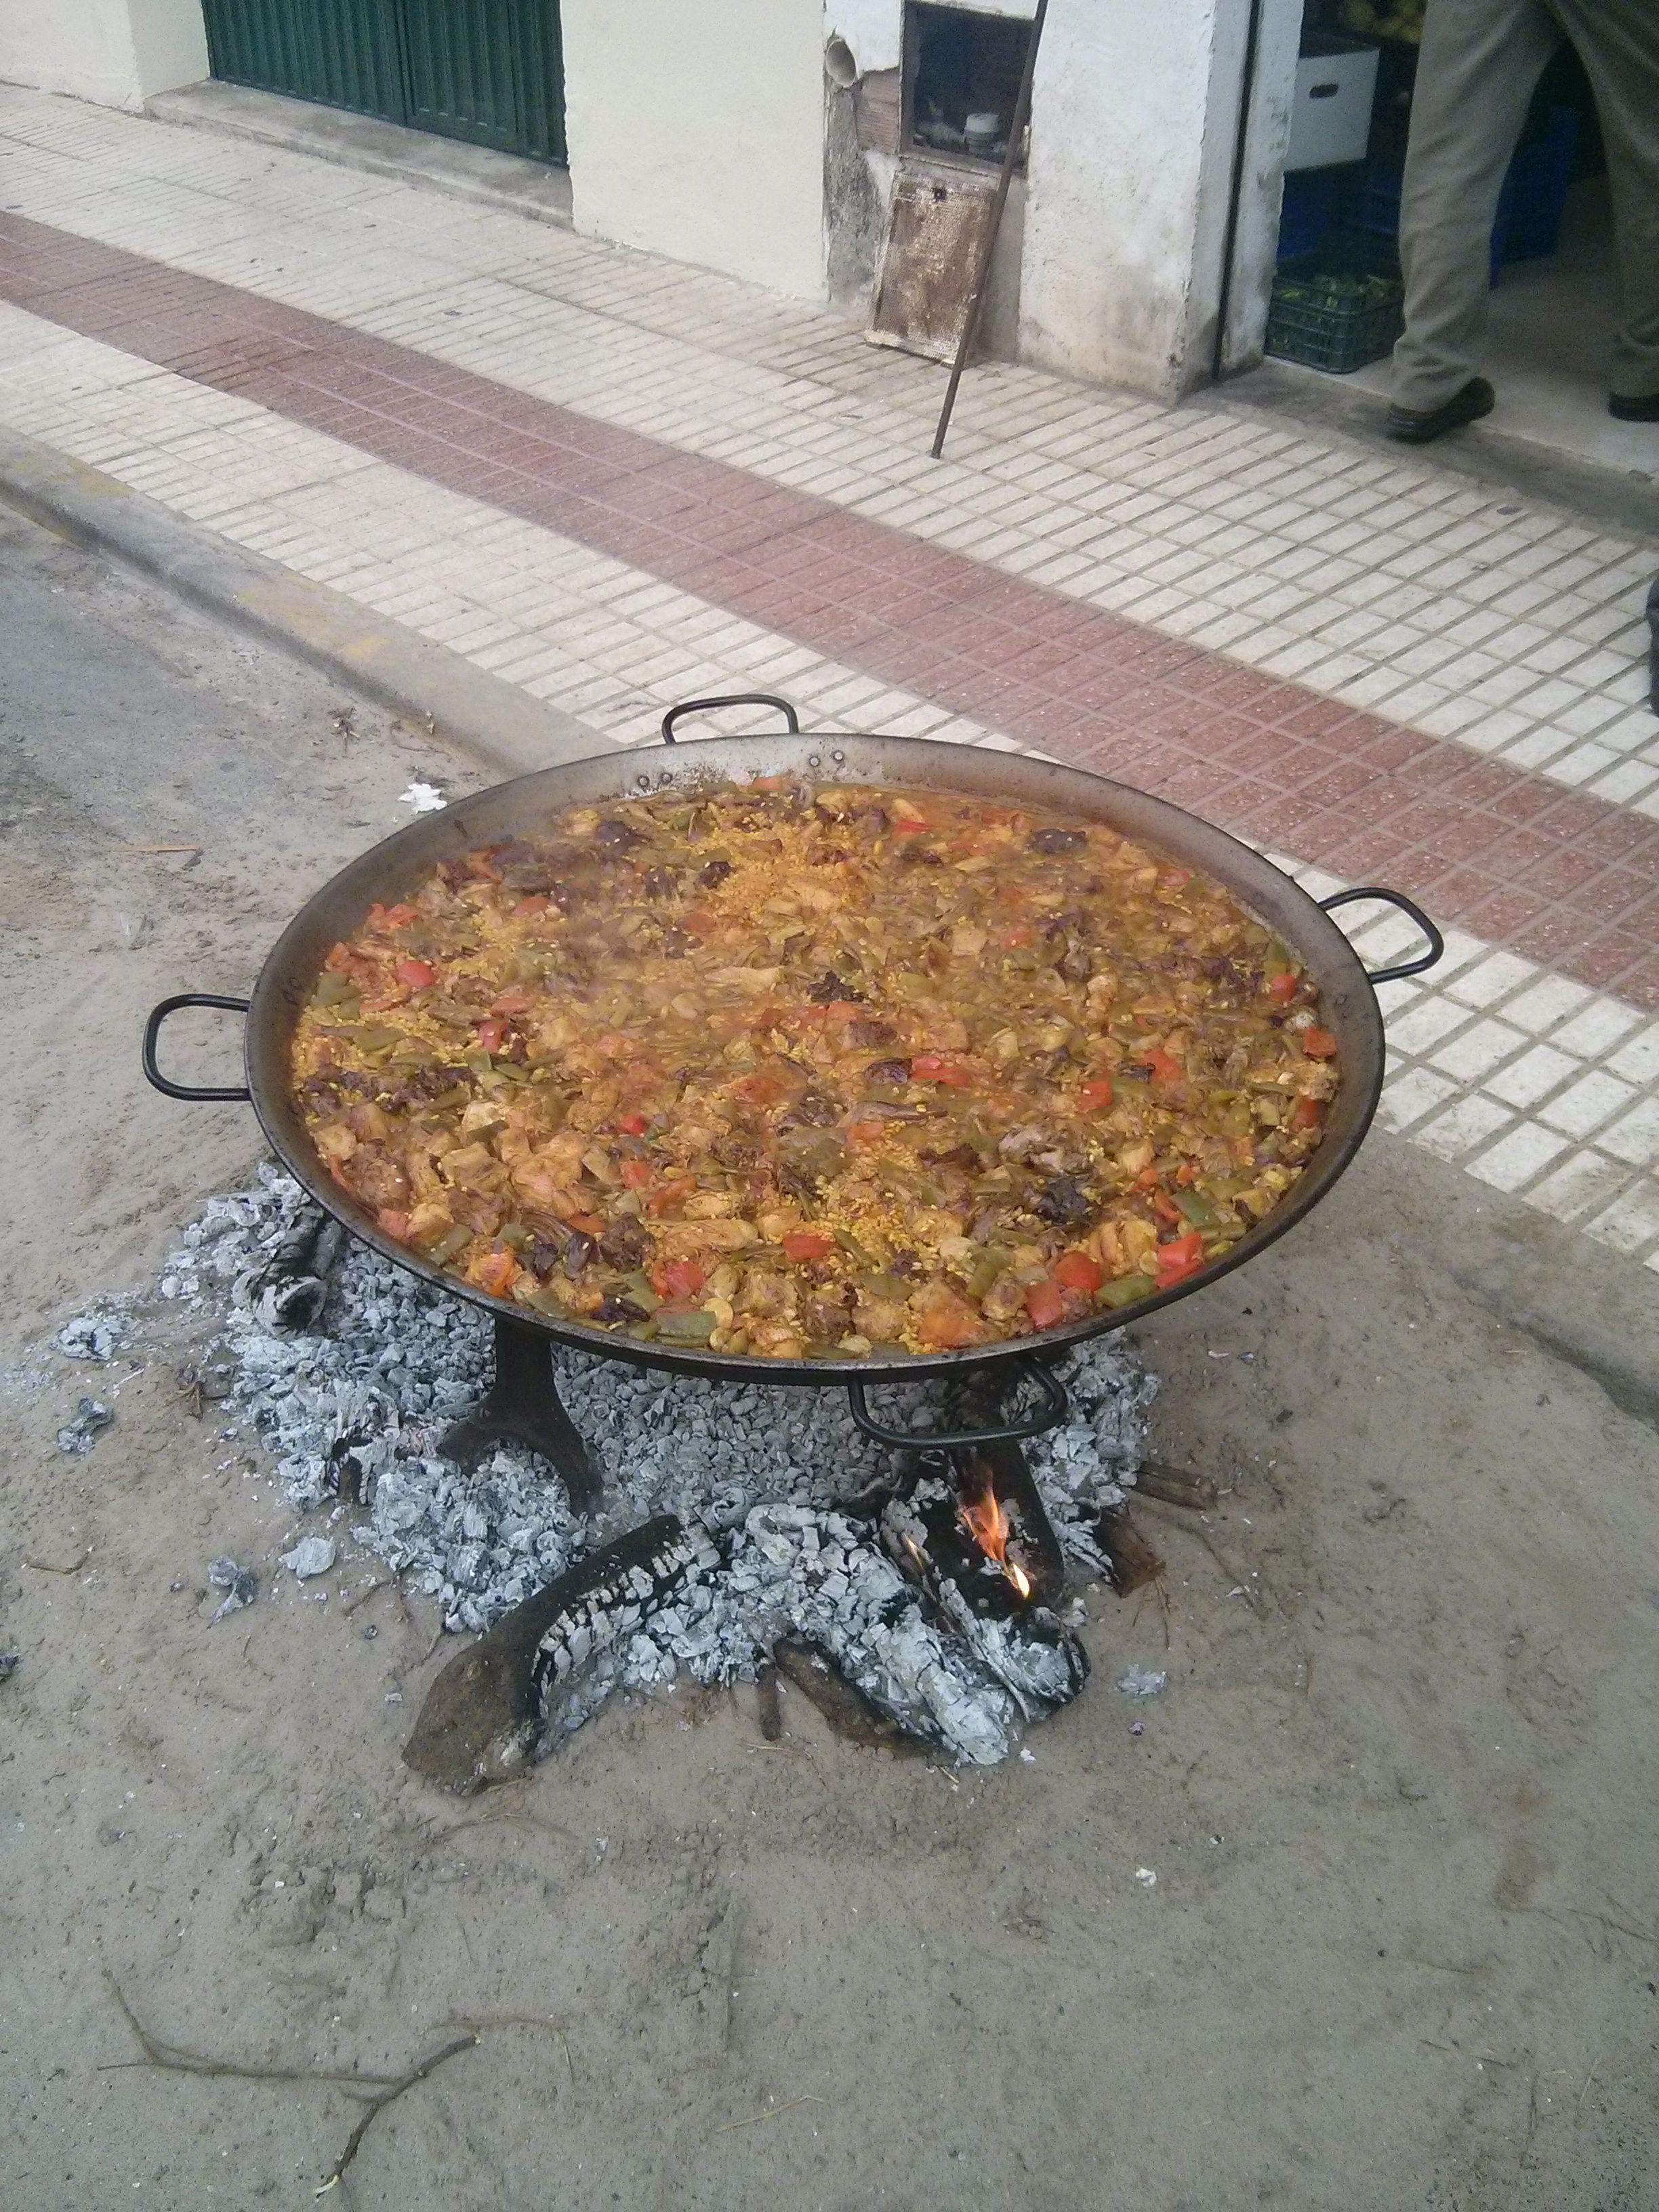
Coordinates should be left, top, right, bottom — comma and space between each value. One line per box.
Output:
2, 503, 1657, 2210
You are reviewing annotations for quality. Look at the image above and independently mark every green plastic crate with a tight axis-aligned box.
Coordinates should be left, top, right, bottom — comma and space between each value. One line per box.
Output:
1266, 233, 1404, 375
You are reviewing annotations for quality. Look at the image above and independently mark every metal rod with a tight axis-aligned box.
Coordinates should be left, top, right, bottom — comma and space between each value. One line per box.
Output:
1210, 0, 1267, 384
930, 0, 1050, 461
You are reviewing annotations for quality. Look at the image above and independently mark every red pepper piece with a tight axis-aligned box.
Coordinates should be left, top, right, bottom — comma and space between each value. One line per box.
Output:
1154, 1231, 1206, 1291
1025, 1277, 1069, 1330
781, 1230, 836, 1263
1054, 1250, 1104, 1294
1300, 1026, 1338, 1058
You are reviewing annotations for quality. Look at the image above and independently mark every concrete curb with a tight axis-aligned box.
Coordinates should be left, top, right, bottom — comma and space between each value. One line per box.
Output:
145, 82, 575, 232
0, 426, 611, 781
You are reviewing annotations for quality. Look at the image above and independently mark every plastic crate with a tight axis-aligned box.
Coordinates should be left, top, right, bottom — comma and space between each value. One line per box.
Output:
1499, 104, 1578, 264
1277, 168, 1342, 262
1266, 232, 1404, 374
1346, 105, 1577, 283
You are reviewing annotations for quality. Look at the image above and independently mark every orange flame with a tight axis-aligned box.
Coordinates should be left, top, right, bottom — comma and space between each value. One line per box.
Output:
959, 1477, 1033, 1600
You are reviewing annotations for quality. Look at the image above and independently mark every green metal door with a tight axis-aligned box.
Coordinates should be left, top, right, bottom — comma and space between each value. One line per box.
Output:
403, 1, 565, 164
201, 0, 565, 165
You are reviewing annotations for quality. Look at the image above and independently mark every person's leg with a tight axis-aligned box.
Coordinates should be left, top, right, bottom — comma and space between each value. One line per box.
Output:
1389, 0, 1561, 414
1548, 0, 1659, 407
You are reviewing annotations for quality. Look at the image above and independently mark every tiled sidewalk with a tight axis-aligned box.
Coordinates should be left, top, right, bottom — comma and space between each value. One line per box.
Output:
0, 86, 1656, 1265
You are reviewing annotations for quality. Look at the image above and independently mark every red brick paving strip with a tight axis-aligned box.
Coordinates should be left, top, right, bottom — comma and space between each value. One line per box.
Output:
2, 212, 1655, 1006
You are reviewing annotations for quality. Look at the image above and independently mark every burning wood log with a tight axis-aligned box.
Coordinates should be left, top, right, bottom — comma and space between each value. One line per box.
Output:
404, 1515, 715, 1792
881, 1461, 1088, 1724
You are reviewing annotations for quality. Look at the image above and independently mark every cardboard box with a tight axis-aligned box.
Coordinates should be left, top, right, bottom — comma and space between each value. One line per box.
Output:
1285, 34, 1380, 173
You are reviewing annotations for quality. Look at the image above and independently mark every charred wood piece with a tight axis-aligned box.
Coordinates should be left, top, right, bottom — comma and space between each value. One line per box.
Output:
253, 1207, 346, 1332
1137, 1465, 1219, 1511
756, 1662, 783, 1742
1094, 1504, 1165, 1596
534, 1515, 718, 1715
771, 1636, 927, 1755
404, 1515, 713, 1793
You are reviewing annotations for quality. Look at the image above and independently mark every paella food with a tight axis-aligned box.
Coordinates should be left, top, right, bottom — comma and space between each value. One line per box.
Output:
293, 781, 1339, 1358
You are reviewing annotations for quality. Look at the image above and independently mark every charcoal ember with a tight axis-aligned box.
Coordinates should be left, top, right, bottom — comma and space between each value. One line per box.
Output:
161, 1167, 1156, 1762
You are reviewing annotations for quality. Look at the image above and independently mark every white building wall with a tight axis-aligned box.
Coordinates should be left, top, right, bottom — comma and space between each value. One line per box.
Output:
0, 0, 207, 110
825, 0, 1300, 401
560, 0, 827, 302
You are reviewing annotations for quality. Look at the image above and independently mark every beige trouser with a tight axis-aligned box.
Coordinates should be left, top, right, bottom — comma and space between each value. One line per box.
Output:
1391, 0, 1659, 409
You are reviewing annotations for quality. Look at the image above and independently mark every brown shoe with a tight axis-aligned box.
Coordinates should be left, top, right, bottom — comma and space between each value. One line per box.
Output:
1385, 377, 1496, 444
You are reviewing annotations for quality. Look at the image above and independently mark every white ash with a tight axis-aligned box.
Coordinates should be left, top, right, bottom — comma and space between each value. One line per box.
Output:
280, 1534, 337, 1581
161, 1168, 1155, 1757
56, 1397, 112, 1453
57, 1313, 127, 1362
207, 1555, 257, 1622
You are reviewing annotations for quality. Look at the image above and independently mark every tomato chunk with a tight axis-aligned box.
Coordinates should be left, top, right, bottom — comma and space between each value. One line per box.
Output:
911, 1054, 970, 1085
653, 1258, 705, 1299
619, 1159, 654, 1189
1078, 1077, 1115, 1111
1145, 1046, 1185, 1085
1291, 1094, 1323, 1132
782, 1230, 836, 1263
1054, 1250, 1103, 1294
615, 1112, 649, 1136
1267, 972, 1298, 1003
1025, 1277, 1069, 1330
394, 957, 436, 989
1153, 1231, 1206, 1292
1300, 1025, 1338, 1058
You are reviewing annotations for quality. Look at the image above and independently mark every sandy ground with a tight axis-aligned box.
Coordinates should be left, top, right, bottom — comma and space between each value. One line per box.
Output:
2, 503, 1658, 2212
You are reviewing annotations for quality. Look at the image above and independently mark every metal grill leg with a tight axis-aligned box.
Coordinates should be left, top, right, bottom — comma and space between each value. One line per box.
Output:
439, 1315, 601, 1514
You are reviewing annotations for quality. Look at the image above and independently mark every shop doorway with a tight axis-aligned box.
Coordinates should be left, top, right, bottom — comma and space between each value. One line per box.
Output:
200, 0, 567, 167
1265, 17, 1642, 472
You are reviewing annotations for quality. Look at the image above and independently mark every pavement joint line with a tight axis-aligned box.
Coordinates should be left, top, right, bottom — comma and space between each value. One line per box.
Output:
0, 423, 609, 784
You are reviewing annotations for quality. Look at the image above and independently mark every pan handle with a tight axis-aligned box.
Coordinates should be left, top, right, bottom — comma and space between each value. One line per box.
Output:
1318, 887, 1443, 986
142, 994, 252, 1102
659, 693, 801, 746
845, 1356, 1069, 1451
